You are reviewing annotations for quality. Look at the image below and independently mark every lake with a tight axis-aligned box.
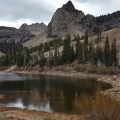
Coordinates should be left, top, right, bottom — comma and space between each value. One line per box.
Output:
0, 72, 112, 113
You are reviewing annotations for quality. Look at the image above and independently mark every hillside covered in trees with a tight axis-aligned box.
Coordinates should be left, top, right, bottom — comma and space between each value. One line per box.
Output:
0, 32, 118, 74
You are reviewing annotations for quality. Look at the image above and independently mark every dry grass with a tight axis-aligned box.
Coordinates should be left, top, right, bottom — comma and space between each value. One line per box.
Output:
47, 113, 84, 120
74, 93, 120, 120
0, 106, 84, 120
0, 66, 9, 71
74, 65, 117, 75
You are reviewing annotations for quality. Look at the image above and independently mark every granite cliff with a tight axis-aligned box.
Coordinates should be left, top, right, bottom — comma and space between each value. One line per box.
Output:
47, 1, 120, 38
47, 1, 85, 37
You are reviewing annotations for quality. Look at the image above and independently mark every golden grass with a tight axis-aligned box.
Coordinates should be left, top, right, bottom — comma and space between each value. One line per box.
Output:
74, 93, 120, 120
74, 64, 117, 74
0, 106, 84, 120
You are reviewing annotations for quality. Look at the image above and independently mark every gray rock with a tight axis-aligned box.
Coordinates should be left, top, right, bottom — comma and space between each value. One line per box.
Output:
47, 1, 85, 38
0, 26, 35, 43
47, 1, 120, 38
20, 22, 47, 36
112, 75, 118, 80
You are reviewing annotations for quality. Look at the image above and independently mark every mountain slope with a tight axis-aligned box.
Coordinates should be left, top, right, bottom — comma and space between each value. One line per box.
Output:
0, 26, 35, 42
23, 32, 51, 47
89, 28, 120, 48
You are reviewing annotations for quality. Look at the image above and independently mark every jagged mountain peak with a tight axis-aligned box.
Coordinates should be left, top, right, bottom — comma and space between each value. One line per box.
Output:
47, 1, 85, 38
62, 1, 75, 12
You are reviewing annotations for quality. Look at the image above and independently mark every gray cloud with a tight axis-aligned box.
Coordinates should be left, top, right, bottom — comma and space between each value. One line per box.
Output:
0, 0, 55, 22
0, 0, 120, 28
74, 0, 111, 4
73, 0, 120, 16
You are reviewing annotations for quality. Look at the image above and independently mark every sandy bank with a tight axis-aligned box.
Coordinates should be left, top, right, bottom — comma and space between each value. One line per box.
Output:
0, 106, 83, 120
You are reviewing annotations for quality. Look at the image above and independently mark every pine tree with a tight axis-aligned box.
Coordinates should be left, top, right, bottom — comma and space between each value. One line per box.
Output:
96, 45, 103, 68
39, 48, 46, 68
75, 39, 80, 58
76, 41, 83, 64
57, 50, 63, 65
73, 34, 80, 41
91, 47, 97, 65
110, 38, 117, 67
83, 41, 89, 63
54, 43, 58, 66
104, 35, 110, 67
69, 45, 75, 63
48, 49, 53, 69
88, 41, 94, 61
16, 52, 24, 67
84, 31, 88, 45
62, 34, 71, 64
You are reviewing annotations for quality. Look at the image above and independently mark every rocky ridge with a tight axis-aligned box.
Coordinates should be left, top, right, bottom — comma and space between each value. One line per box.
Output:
19, 22, 47, 36
0, 26, 35, 43
0, 22, 47, 43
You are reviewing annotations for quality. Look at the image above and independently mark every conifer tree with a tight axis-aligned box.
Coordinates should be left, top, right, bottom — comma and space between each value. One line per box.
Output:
76, 41, 83, 64
16, 52, 24, 67
54, 44, 58, 66
110, 38, 117, 67
57, 50, 62, 65
75, 39, 79, 58
69, 45, 75, 63
96, 45, 103, 67
39, 48, 46, 68
104, 35, 110, 67
83, 41, 89, 63
91, 47, 97, 65
88, 41, 94, 61
62, 34, 71, 64
84, 31, 88, 45
73, 34, 80, 41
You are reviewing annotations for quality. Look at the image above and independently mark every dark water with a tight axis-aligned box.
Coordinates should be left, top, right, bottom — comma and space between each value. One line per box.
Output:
0, 72, 112, 113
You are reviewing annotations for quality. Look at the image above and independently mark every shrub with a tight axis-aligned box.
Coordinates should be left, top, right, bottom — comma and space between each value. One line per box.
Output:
74, 93, 120, 120
74, 64, 88, 72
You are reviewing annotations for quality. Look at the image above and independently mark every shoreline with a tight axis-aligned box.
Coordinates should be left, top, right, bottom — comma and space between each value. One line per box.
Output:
0, 69, 120, 119
13, 70, 120, 100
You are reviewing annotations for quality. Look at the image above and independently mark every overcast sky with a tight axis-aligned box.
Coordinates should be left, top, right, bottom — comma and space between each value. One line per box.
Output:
0, 0, 120, 28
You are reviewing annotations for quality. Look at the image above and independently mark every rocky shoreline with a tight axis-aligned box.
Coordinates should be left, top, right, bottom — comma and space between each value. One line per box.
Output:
97, 75, 120, 101
0, 69, 120, 120
14, 70, 120, 100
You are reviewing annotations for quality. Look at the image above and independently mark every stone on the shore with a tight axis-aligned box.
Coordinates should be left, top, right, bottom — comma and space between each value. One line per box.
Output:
113, 75, 118, 81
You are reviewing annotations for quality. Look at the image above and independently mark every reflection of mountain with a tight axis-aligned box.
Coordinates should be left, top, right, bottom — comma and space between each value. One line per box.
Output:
0, 75, 112, 113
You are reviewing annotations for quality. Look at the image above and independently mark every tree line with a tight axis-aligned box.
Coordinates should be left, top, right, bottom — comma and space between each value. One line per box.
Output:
0, 34, 117, 68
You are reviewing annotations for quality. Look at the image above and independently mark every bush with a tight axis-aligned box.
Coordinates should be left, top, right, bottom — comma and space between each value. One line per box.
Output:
74, 65, 88, 72
74, 93, 120, 120
74, 64, 117, 75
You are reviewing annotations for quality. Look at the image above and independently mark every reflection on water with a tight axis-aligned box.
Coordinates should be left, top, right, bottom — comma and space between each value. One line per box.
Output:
0, 72, 39, 81
0, 72, 112, 113
6, 98, 52, 112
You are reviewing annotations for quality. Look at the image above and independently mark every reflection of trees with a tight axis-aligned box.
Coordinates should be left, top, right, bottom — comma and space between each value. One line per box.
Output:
49, 80, 71, 112
0, 75, 112, 113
